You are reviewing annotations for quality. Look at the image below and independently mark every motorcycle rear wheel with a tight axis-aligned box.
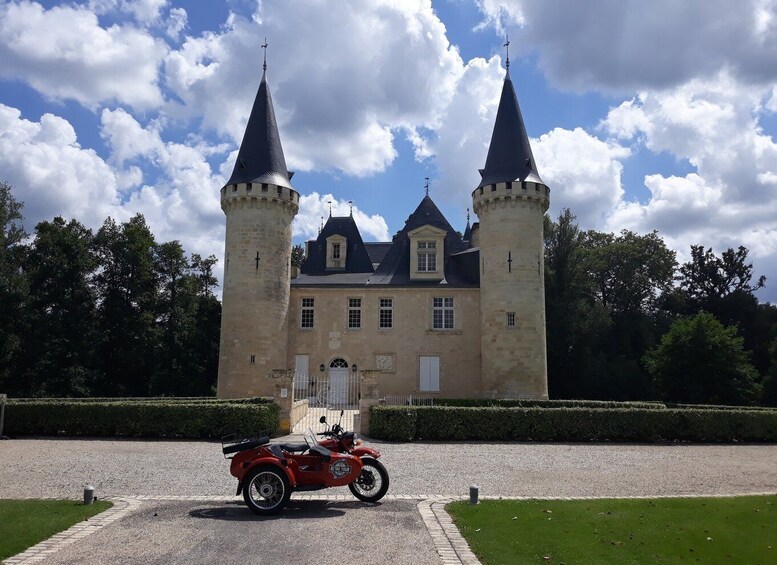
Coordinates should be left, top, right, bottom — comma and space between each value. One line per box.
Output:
349, 457, 389, 503
243, 465, 291, 515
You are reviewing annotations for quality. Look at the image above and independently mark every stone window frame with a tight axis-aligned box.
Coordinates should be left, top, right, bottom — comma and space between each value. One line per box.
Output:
326, 234, 347, 270
432, 297, 455, 330
378, 297, 393, 329
506, 311, 516, 328
300, 297, 315, 329
407, 225, 446, 281
347, 297, 362, 330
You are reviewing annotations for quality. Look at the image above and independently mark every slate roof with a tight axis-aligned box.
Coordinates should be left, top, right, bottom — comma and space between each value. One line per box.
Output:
477, 72, 544, 189
365, 242, 392, 266
462, 220, 472, 247
299, 215, 374, 275
292, 196, 480, 288
369, 195, 478, 287
225, 71, 295, 190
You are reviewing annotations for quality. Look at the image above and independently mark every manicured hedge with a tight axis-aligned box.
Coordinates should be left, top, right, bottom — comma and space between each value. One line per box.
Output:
422, 398, 665, 410
369, 405, 777, 443
8, 396, 274, 404
3, 400, 279, 439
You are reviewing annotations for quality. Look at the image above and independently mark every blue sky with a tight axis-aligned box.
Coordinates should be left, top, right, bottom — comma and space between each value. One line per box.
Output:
1, 0, 776, 301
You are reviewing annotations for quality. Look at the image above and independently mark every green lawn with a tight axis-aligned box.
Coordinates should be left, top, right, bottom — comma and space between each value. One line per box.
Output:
0, 499, 113, 560
446, 495, 776, 564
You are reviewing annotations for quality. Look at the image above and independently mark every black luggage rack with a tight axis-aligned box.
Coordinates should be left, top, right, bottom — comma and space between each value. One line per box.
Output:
221, 433, 270, 459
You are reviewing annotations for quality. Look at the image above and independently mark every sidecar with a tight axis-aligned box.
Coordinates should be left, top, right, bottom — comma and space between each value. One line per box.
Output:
222, 429, 388, 515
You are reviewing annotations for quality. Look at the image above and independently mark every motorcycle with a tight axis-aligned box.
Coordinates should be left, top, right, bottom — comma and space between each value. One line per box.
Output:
222, 424, 389, 516
316, 411, 365, 454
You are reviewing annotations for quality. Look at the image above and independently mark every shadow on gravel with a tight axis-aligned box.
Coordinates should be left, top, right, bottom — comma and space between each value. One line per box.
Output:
189, 500, 385, 521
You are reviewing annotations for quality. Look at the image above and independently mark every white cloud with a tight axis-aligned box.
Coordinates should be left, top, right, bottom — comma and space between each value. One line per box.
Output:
0, 0, 167, 109
0, 104, 120, 229
88, 0, 169, 24
475, 0, 777, 91
295, 193, 389, 242
534, 127, 630, 228
162, 0, 464, 177
165, 7, 188, 40
601, 73, 777, 300
420, 56, 504, 210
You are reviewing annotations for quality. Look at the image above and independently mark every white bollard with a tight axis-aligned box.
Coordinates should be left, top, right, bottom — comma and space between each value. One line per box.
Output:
84, 484, 95, 505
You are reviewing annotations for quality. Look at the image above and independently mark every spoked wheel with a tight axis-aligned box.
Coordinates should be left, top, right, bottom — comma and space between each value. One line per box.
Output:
349, 457, 389, 503
243, 466, 291, 515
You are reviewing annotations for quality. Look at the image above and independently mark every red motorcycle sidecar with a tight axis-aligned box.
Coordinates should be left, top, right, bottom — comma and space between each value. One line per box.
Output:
222, 428, 389, 515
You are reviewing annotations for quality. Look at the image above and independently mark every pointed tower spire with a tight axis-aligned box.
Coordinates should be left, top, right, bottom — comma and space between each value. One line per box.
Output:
462, 207, 472, 243
225, 42, 294, 190
477, 65, 543, 189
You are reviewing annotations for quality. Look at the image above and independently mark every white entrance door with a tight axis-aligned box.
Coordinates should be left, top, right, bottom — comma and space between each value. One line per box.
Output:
328, 358, 349, 405
294, 354, 309, 401
419, 356, 440, 392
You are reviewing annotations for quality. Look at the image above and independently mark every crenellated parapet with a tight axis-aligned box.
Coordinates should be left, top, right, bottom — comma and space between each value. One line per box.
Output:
220, 182, 299, 214
472, 181, 549, 215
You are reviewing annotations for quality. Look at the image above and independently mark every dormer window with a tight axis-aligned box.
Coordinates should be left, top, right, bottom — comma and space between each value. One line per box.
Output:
408, 225, 445, 281
326, 234, 347, 270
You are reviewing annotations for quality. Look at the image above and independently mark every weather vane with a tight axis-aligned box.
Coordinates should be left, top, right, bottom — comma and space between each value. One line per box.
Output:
261, 38, 268, 72
327, 200, 333, 216
348, 200, 354, 216
467, 207, 470, 223
425, 177, 430, 197
504, 34, 510, 71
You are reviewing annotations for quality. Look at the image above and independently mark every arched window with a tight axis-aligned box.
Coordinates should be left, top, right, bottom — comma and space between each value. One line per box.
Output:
330, 358, 348, 368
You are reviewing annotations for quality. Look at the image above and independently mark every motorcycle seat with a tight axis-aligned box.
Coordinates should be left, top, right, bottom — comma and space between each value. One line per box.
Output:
280, 443, 308, 453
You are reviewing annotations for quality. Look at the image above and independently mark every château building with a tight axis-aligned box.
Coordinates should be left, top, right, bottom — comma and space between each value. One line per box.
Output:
217, 56, 550, 401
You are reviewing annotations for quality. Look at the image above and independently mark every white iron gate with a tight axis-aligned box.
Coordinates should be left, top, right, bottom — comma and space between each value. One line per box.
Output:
292, 358, 360, 434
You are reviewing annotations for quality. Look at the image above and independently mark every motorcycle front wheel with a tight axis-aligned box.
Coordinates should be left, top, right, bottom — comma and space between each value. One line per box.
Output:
349, 457, 389, 503
243, 465, 291, 515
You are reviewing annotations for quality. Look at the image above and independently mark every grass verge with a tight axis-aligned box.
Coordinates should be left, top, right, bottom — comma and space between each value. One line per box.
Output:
0, 499, 113, 560
446, 495, 776, 564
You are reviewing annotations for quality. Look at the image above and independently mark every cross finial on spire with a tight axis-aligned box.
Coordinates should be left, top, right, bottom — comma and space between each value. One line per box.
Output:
348, 200, 353, 216
261, 38, 268, 72
327, 200, 332, 217
425, 177, 430, 197
504, 34, 510, 72
466, 207, 470, 223
319, 216, 324, 234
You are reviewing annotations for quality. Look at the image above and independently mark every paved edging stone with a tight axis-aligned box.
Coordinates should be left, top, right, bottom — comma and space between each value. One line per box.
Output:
3, 492, 775, 565
2, 498, 141, 565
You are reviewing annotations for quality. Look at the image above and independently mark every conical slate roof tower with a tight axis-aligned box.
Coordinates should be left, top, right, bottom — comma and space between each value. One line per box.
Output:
472, 52, 550, 399
225, 69, 295, 190
217, 54, 299, 402
477, 69, 543, 188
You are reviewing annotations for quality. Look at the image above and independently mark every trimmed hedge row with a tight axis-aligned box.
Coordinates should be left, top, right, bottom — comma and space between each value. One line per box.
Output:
3, 400, 279, 439
369, 405, 777, 443
422, 398, 665, 409
7, 396, 274, 404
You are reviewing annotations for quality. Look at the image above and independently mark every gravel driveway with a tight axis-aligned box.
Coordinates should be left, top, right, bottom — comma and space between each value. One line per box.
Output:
1, 438, 775, 499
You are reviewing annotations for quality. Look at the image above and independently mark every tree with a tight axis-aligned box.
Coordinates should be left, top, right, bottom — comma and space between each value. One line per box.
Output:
680, 245, 765, 304
677, 245, 769, 375
644, 312, 761, 405
21, 217, 97, 396
0, 181, 28, 394
151, 241, 195, 395
188, 253, 221, 395
291, 244, 305, 268
93, 215, 158, 396
583, 229, 677, 317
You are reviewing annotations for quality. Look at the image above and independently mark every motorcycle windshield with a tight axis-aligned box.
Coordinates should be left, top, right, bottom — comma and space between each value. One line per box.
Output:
303, 428, 318, 448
